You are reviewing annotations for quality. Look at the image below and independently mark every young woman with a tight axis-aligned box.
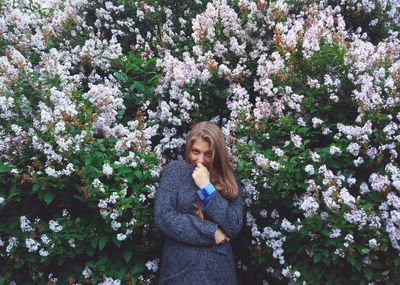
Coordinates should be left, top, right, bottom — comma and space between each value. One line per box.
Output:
154, 121, 243, 285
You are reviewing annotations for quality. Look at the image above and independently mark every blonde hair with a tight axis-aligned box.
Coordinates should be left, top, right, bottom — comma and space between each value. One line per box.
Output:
185, 122, 238, 220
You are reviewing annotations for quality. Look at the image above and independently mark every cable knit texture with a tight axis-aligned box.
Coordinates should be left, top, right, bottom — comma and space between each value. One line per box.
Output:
155, 160, 244, 285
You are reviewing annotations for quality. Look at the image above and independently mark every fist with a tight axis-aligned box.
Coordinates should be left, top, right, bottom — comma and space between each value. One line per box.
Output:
192, 163, 211, 189
215, 228, 230, 244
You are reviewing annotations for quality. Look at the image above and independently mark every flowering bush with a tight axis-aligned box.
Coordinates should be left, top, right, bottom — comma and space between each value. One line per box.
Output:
1, 0, 399, 284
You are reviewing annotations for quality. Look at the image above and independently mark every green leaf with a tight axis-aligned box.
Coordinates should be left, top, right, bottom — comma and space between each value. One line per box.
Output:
8, 185, 20, 200
0, 164, 11, 173
87, 247, 95, 257
118, 166, 132, 175
361, 248, 370, 254
123, 248, 133, 263
217, 90, 228, 99
115, 71, 128, 82
132, 262, 145, 274
44, 191, 55, 205
364, 268, 373, 280
32, 183, 41, 193
382, 270, 389, 276
131, 81, 145, 93
394, 257, 400, 266
134, 170, 143, 180
313, 253, 322, 263
99, 236, 108, 251
91, 237, 98, 249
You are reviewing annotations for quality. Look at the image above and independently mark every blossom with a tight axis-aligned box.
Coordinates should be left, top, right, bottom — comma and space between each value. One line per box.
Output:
304, 165, 315, 175
25, 238, 39, 252
20, 216, 33, 232
368, 238, 379, 248
98, 277, 121, 285
369, 173, 391, 192
329, 229, 341, 238
49, 220, 63, 232
329, 146, 341, 155
39, 248, 49, 257
290, 133, 302, 148
299, 196, 319, 217
145, 259, 159, 272
312, 117, 323, 128
346, 143, 360, 156
82, 267, 92, 278
102, 163, 113, 176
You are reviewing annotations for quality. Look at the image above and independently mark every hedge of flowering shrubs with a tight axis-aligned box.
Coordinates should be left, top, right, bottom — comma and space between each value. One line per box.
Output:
0, 0, 399, 284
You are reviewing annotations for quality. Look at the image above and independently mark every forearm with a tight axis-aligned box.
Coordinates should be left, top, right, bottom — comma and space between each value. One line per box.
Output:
203, 191, 243, 238
154, 205, 217, 246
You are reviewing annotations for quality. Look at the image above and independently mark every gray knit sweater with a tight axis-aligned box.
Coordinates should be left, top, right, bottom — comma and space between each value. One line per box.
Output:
154, 160, 244, 285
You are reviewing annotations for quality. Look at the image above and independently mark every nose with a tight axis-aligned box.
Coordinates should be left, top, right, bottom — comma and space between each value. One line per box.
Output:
197, 154, 205, 163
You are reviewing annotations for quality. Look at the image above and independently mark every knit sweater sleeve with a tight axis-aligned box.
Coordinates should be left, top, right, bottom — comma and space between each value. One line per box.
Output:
203, 177, 244, 238
154, 161, 218, 246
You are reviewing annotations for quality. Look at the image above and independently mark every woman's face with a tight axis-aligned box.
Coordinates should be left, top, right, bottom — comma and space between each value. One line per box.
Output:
188, 137, 212, 169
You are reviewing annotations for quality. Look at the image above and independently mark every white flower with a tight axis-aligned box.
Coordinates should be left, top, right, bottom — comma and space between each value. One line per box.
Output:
300, 196, 319, 217
353, 157, 364, 167
0, 197, 5, 205
39, 248, 49, 257
281, 218, 296, 232
49, 220, 62, 232
68, 239, 76, 248
368, 239, 379, 248
117, 233, 127, 241
102, 163, 114, 176
312, 117, 323, 128
98, 277, 121, 285
145, 259, 159, 272
98, 199, 108, 209
344, 234, 354, 248
20, 216, 33, 232
62, 209, 69, 217
291, 133, 302, 148
273, 147, 284, 157
25, 238, 39, 252
329, 229, 341, 238
393, 180, 400, 190
82, 266, 92, 278
310, 152, 321, 162
329, 146, 341, 155
270, 161, 282, 170
346, 143, 360, 156
6, 237, 18, 253
304, 165, 315, 175
111, 220, 122, 231
259, 209, 268, 218
40, 235, 51, 245
360, 182, 370, 194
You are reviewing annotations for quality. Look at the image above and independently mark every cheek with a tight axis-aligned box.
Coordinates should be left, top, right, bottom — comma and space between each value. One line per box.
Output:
188, 153, 196, 162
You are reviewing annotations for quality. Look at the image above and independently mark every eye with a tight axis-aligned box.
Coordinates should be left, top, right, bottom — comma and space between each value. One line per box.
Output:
205, 152, 211, 158
192, 149, 199, 154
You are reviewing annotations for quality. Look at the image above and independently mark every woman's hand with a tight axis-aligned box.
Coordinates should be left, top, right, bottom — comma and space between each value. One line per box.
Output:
192, 163, 211, 189
215, 228, 230, 244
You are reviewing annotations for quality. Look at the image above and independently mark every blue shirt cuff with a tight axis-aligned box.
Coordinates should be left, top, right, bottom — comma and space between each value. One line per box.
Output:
202, 183, 216, 196
203, 191, 216, 205
197, 184, 217, 205
197, 188, 208, 200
